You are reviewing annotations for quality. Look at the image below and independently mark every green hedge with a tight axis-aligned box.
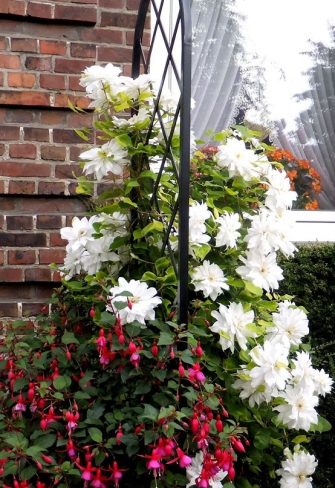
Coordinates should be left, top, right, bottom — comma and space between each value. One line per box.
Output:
280, 243, 335, 488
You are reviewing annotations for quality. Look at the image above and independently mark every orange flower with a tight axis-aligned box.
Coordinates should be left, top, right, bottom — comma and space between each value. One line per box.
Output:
309, 167, 320, 178
312, 181, 322, 193
305, 199, 319, 210
268, 149, 294, 161
298, 159, 310, 170
286, 170, 297, 181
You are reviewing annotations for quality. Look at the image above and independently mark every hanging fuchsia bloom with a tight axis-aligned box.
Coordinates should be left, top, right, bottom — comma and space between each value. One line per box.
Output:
109, 461, 124, 487
96, 329, 107, 351
67, 439, 77, 459
91, 468, 107, 488
81, 462, 95, 481
188, 363, 206, 383
13, 393, 26, 416
65, 409, 80, 431
176, 448, 192, 468
130, 352, 141, 368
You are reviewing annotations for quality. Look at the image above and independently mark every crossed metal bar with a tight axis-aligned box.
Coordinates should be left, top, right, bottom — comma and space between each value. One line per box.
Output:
132, 0, 192, 324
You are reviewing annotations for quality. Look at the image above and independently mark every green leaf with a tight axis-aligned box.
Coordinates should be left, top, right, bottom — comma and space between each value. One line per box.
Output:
292, 435, 310, 444
53, 375, 72, 391
61, 331, 79, 345
133, 220, 164, 240
157, 331, 174, 346
33, 434, 56, 449
192, 244, 211, 260
244, 281, 263, 297
88, 427, 103, 443
309, 415, 332, 433
140, 404, 159, 421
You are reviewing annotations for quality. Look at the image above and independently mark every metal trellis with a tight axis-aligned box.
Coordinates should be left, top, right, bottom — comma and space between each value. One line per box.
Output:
132, 0, 192, 324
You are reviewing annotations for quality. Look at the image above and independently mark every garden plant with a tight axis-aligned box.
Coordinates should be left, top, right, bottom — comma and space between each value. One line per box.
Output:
0, 63, 333, 488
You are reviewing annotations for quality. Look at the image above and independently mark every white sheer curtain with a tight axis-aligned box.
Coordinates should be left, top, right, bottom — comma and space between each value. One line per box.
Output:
191, 0, 335, 209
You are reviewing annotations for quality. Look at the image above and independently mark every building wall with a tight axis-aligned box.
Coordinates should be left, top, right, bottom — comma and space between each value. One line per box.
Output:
0, 0, 144, 323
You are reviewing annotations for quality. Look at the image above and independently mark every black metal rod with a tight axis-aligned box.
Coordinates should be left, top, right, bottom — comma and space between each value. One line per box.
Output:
132, 0, 192, 325
178, 0, 192, 324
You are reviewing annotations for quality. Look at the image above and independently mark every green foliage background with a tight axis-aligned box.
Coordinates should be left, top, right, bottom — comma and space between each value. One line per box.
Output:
279, 243, 335, 488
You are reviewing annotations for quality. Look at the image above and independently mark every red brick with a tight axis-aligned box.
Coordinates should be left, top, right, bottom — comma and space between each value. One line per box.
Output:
25, 267, 52, 281
8, 250, 36, 265
0, 232, 46, 246
1, 196, 87, 214
55, 164, 81, 179
98, 46, 133, 63
5, 109, 34, 124
0, 72, 3, 86
100, 11, 137, 28
80, 28, 123, 45
0, 37, 8, 50
25, 56, 52, 71
0, 162, 51, 178
54, 93, 89, 109
0, 126, 20, 140
40, 74, 66, 90
70, 43, 96, 58
27, 2, 53, 19
39, 40, 67, 55
0, 181, 5, 193
0, 250, 4, 265
54, 5, 97, 23
11, 38, 38, 53
68, 112, 93, 128
53, 129, 85, 144
7, 216, 33, 230
24, 127, 49, 142
41, 145, 66, 161
8, 72, 36, 88
40, 111, 67, 126
0, 144, 5, 156
126, 0, 140, 10
71, 0, 98, 4
55, 58, 91, 74
0, 54, 21, 69
22, 302, 47, 316
36, 215, 62, 229
0, 91, 50, 107
38, 181, 65, 195
68, 75, 85, 91
0, 303, 19, 317
50, 232, 67, 247
0, 268, 24, 282
9, 144, 37, 159
8, 180, 36, 195
39, 248, 66, 264
99, 0, 125, 7
9, 0, 26, 15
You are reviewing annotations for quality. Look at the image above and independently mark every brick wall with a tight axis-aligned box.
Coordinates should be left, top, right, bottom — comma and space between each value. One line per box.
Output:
0, 0, 146, 323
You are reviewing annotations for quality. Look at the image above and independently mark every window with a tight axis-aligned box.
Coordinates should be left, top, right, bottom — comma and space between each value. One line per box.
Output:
150, 0, 335, 240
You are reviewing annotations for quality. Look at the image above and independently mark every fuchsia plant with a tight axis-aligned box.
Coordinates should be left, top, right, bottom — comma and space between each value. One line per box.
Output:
0, 63, 333, 488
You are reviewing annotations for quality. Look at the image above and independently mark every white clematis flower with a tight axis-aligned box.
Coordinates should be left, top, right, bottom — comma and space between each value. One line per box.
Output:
312, 368, 333, 396
191, 260, 229, 301
210, 302, 256, 352
79, 139, 129, 180
186, 451, 227, 488
107, 278, 161, 324
216, 137, 269, 180
245, 207, 296, 257
274, 385, 319, 431
264, 168, 297, 210
276, 449, 317, 488
236, 249, 284, 291
61, 216, 101, 252
266, 301, 309, 347
215, 212, 241, 248
249, 340, 291, 392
